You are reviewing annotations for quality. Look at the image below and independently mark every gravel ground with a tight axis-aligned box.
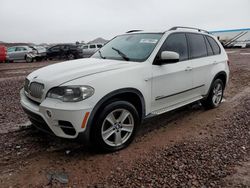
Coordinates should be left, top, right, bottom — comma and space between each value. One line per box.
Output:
0, 49, 249, 187
95, 96, 250, 188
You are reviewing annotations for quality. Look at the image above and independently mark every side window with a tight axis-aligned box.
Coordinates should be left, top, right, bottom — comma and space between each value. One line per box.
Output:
206, 36, 221, 55
187, 33, 207, 59
97, 44, 102, 48
82, 45, 88, 49
204, 36, 213, 56
7, 47, 15, 52
89, 44, 96, 49
16, 47, 26, 51
159, 33, 188, 61
51, 46, 60, 51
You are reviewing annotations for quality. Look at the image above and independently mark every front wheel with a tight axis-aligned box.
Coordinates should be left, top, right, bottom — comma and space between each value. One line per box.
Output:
201, 79, 224, 109
91, 100, 139, 152
25, 56, 33, 63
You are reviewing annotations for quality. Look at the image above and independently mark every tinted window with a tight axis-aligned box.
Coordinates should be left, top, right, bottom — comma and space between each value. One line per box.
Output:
97, 44, 102, 48
90, 45, 96, 49
187, 33, 207, 59
50, 46, 60, 51
206, 36, 221, 55
62, 45, 69, 50
204, 36, 213, 56
160, 33, 188, 61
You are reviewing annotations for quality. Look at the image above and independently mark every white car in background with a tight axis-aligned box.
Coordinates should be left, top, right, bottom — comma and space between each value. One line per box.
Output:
20, 26, 229, 152
81, 43, 103, 58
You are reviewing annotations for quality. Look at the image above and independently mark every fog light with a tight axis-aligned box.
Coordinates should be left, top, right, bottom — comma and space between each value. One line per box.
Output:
46, 110, 52, 118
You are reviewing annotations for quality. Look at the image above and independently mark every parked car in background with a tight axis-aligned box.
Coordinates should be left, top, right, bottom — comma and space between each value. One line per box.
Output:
7, 46, 38, 63
0, 45, 7, 63
29, 45, 47, 61
81, 43, 103, 58
47, 44, 83, 60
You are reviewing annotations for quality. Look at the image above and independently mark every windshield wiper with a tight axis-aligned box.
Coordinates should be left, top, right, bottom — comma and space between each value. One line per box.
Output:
98, 50, 106, 59
111, 47, 130, 61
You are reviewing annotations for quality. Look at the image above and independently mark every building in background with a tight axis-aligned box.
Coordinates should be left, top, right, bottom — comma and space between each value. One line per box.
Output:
210, 28, 250, 48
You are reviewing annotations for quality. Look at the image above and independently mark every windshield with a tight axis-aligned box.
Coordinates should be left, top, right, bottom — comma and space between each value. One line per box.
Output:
92, 33, 163, 62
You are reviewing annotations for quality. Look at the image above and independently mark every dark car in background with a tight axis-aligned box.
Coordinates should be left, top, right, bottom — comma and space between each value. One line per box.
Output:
0, 45, 7, 63
47, 44, 83, 60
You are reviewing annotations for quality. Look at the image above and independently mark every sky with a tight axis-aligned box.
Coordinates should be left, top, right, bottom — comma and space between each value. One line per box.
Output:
0, 0, 249, 44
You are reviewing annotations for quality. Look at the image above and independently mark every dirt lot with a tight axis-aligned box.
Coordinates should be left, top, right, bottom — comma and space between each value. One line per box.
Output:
0, 49, 249, 187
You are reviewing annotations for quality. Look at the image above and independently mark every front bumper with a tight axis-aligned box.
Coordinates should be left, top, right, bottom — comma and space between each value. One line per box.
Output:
20, 88, 92, 139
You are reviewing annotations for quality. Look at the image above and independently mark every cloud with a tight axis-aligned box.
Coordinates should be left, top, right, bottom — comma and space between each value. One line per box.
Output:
0, 0, 249, 43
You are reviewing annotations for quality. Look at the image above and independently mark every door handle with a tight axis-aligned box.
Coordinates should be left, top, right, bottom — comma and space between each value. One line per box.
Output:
185, 67, 193, 71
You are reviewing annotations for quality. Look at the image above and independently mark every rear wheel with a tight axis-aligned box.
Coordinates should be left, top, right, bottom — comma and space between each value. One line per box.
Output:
201, 79, 224, 109
91, 100, 139, 152
68, 54, 75, 60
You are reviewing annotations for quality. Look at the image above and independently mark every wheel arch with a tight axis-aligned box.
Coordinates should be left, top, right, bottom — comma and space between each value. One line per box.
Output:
205, 71, 227, 98
79, 88, 146, 143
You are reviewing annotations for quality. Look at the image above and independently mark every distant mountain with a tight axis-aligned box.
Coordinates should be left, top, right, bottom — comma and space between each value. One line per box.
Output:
88, 37, 108, 44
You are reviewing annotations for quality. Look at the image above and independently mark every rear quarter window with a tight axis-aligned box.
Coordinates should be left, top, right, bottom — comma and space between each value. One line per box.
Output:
206, 36, 221, 55
187, 33, 207, 59
204, 36, 214, 56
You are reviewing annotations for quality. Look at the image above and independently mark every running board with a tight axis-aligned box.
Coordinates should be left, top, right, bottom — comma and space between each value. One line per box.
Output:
151, 96, 203, 115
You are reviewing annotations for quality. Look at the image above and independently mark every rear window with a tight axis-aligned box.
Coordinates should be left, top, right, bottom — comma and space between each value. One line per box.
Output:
206, 36, 221, 55
187, 33, 207, 59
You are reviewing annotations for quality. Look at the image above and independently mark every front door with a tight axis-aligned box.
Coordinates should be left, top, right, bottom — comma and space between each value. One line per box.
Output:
151, 33, 193, 112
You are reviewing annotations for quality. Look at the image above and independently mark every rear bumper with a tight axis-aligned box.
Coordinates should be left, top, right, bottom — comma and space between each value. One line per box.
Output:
20, 88, 93, 140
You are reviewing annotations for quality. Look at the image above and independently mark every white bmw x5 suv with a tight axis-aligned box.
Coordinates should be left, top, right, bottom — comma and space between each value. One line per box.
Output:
20, 26, 229, 151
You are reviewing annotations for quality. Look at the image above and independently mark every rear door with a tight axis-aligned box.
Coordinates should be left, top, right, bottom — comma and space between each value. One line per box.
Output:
185, 33, 209, 96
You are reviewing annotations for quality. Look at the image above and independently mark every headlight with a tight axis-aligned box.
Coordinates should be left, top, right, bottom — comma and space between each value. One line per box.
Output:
47, 86, 94, 102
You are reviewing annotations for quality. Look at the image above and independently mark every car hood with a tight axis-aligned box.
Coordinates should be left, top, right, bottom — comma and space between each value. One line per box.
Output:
27, 58, 134, 86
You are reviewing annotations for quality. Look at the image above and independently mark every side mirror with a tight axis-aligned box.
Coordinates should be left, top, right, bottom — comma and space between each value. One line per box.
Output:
155, 51, 180, 65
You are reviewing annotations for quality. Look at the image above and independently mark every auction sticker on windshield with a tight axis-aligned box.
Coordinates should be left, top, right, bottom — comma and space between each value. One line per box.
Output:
140, 39, 158, 44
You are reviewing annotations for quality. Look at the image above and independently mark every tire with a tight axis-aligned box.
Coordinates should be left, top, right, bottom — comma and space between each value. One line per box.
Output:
25, 56, 33, 63
201, 79, 224, 109
91, 100, 140, 152
68, 54, 75, 60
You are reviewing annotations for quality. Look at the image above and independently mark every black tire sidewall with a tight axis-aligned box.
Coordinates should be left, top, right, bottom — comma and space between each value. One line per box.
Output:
91, 100, 140, 152
206, 79, 224, 108
25, 56, 32, 63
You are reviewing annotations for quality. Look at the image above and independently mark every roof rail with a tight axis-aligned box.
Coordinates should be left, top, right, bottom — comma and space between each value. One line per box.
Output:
126, 30, 143, 33
169, 26, 209, 34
